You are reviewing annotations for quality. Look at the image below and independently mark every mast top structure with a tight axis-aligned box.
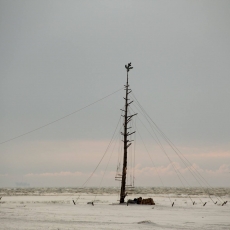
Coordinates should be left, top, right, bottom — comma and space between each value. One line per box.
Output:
120, 62, 136, 203
125, 63, 133, 85
125, 62, 133, 71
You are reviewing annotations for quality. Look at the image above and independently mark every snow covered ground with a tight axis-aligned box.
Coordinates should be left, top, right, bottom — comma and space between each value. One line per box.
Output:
1, 193, 229, 230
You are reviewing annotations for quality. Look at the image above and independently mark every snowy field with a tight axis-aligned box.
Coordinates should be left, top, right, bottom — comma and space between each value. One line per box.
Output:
1, 188, 230, 230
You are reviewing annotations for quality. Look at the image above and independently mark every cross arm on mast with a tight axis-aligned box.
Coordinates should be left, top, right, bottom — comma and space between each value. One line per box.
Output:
127, 131, 136, 136
127, 113, 137, 118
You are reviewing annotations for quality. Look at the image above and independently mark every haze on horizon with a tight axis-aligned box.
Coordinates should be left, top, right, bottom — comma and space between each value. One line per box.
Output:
0, 0, 230, 187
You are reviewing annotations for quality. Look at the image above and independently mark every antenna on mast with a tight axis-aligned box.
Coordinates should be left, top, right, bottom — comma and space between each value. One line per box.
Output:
120, 63, 137, 204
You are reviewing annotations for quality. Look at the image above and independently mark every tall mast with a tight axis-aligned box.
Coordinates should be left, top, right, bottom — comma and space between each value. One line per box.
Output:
120, 63, 136, 203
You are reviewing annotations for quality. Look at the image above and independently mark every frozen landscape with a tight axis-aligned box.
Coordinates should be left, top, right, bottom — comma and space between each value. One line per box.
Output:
1, 187, 229, 230
1, 1, 230, 230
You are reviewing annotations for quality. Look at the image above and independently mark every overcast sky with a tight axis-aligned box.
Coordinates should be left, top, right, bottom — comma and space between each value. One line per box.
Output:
0, 0, 230, 187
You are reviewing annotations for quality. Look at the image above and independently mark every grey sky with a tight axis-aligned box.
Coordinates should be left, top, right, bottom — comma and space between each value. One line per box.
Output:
0, 1, 230, 187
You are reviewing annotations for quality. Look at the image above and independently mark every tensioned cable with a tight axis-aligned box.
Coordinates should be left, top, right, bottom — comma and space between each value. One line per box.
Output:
93, 125, 122, 203
131, 93, 218, 204
131, 99, 208, 204
133, 107, 197, 204
93, 115, 123, 203
74, 113, 122, 203
127, 107, 133, 186
147, 125, 222, 203
131, 93, 220, 203
129, 106, 186, 187
0, 87, 124, 145
130, 118, 134, 186
133, 117, 137, 187
116, 115, 123, 176
137, 128, 173, 205
130, 103, 204, 203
